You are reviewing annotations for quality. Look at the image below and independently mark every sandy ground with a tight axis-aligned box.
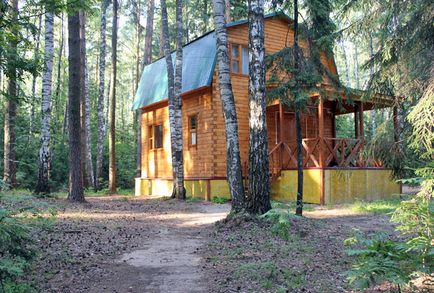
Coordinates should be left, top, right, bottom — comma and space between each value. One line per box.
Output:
12, 196, 405, 292
25, 196, 230, 293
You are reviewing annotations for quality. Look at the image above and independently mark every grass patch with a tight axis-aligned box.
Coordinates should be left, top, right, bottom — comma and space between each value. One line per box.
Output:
271, 200, 315, 212
186, 196, 202, 203
347, 199, 403, 215
211, 196, 230, 204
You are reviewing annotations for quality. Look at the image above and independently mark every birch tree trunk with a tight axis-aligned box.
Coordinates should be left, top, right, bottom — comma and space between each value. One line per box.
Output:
246, 0, 271, 214
338, 37, 351, 87
3, 0, 18, 189
79, 12, 95, 188
109, 0, 118, 194
67, 6, 84, 202
30, 15, 42, 133
161, 0, 186, 199
225, 0, 231, 23
96, 0, 109, 191
212, 0, 245, 212
35, 10, 54, 194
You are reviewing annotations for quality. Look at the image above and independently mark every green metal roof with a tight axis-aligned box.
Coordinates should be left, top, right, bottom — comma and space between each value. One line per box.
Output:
132, 12, 292, 110
132, 32, 217, 110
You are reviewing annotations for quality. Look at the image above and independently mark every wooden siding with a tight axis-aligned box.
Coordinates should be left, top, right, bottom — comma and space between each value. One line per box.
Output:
141, 17, 340, 179
141, 89, 214, 178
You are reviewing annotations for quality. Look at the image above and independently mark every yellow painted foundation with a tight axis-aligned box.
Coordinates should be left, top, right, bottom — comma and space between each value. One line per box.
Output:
271, 170, 322, 204
135, 169, 400, 204
324, 169, 401, 204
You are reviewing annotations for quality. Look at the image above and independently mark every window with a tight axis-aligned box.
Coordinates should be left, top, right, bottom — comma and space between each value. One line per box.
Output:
189, 115, 197, 147
230, 44, 249, 75
149, 124, 163, 149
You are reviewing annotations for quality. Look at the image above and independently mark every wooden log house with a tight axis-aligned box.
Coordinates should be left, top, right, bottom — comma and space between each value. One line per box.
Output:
133, 13, 400, 204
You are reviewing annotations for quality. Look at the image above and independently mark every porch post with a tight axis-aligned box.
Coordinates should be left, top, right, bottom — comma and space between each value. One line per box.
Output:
354, 103, 359, 138
318, 96, 325, 205
279, 102, 284, 170
358, 102, 364, 166
393, 105, 399, 143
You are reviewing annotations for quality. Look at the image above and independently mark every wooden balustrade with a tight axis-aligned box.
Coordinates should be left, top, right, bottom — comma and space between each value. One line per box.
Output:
268, 137, 384, 169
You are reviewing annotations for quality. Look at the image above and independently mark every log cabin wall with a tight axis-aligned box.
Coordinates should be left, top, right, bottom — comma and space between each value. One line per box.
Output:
141, 89, 214, 179
211, 17, 338, 177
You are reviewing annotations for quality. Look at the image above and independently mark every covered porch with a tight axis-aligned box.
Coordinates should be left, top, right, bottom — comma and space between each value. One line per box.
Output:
264, 94, 401, 204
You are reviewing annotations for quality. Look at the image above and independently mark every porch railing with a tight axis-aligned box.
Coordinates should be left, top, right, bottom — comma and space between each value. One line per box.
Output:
269, 137, 384, 170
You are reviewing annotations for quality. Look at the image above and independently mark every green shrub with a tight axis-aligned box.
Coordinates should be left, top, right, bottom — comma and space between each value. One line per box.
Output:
0, 208, 36, 292
345, 175, 433, 290
211, 197, 230, 204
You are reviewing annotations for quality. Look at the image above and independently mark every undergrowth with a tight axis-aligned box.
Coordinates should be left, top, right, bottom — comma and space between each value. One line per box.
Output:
0, 192, 57, 292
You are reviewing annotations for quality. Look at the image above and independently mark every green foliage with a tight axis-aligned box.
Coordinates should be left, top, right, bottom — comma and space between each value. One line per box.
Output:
0, 193, 57, 292
260, 208, 295, 240
349, 199, 402, 215
211, 197, 230, 204
344, 231, 410, 289
0, 209, 36, 292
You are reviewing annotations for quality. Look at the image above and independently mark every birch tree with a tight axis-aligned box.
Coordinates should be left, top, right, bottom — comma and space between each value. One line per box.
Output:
109, 0, 118, 194
35, 8, 54, 194
246, 0, 271, 214
3, 0, 18, 189
95, 0, 110, 190
212, 0, 245, 212
67, 5, 85, 202
161, 0, 186, 199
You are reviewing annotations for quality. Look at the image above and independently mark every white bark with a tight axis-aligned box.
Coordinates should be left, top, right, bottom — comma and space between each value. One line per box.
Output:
246, 0, 271, 214
161, 0, 186, 199
35, 11, 54, 194
212, 0, 245, 211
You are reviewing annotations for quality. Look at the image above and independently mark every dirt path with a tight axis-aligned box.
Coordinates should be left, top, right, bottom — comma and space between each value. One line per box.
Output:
27, 197, 230, 293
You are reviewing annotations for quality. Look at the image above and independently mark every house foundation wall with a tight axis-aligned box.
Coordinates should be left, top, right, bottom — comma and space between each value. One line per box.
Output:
135, 169, 400, 204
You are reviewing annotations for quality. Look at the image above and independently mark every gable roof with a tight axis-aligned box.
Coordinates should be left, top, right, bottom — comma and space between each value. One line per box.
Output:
132, 12, 291, 110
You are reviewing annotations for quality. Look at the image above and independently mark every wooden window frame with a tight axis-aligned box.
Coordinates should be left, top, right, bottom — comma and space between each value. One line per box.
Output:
188, 114, 198, 149
230, 43, 249, 76
149, 124, 163, 150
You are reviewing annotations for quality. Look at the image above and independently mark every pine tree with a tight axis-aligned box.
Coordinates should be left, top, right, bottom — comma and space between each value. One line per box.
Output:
67, 5, 85, 202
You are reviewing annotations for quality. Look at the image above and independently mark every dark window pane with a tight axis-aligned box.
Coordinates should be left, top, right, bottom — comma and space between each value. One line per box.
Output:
231, 60, 239, 73
232, 45, 239, 58
242, 47, 249, 74
154, 125, 163, 148
190, 116, 197, 129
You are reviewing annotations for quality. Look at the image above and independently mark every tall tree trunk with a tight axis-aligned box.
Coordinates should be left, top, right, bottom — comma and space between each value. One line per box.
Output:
212, 0, 245, 212
30, 15, 42, 133
368, 33, 376, 132
35, 10, 54, 194
3, 0, 18, 189
79, 12, 94, 188
67, 6, 85, 202
246, 0, 271, 214
353, 45, 360, 89
224, 0, 231, 23
142, 0, 154, 67
54, 12, 64, 117
338, 37, 350, 87
109, 0, 118, 194
96, 0, 110, 191
294, 0, 303, 216
159, 22, 165, 57
136, 0, 155, 179
161, 0, 186, 199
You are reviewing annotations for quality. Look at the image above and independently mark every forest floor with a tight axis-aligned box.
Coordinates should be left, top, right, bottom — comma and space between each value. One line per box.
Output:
1, 192, 408, 292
